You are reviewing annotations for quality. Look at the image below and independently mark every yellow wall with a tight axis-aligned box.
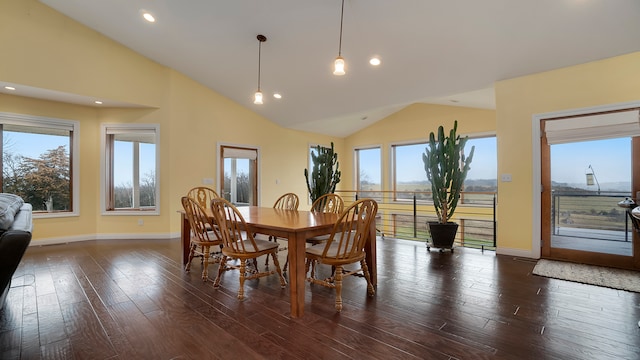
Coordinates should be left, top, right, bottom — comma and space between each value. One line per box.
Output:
0, 0, 339, 243
495, 51, 640, 255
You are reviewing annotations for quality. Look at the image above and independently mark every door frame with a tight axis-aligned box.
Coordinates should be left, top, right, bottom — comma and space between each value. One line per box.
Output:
217, 142, 261, 206
532, 100, 640, 267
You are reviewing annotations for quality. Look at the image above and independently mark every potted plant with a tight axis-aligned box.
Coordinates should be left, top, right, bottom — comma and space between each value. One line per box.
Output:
305, 142, 341, 203
422, 120, 474, 252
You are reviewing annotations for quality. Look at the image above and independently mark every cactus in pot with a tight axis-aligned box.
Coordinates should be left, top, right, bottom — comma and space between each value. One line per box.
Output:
422, 121, 474, 250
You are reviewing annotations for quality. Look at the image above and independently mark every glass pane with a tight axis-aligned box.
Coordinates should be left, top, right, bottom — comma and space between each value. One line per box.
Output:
114, 140, 133, 208
139, 142, 156, 207
357, 147, 381, 199
463, 136, 497, 205
550, 137, 632, 256
2, 128, 71, 211
223, 158, 253, 206
393, 143, 431, 201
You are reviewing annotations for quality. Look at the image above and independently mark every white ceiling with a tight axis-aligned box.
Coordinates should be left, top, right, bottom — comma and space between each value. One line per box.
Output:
11, 1, 640, 136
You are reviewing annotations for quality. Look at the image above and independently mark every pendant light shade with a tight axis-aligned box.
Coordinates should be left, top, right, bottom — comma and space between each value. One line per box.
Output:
254, 90, 263, 105
254, 34, 267, 104
333, 56, 345, 76
333, 0, 346, 76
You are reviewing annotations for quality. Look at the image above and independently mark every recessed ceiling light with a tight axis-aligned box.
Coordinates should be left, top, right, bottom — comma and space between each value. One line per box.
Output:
94, 100, 103, 105
273, 93, 282, 99
369, 57, 381, 66
4, 86, 16, 91
142, 12, 155, 23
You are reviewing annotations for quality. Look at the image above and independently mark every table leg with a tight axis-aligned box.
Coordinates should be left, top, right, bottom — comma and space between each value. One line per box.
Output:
366, 219, 377, 287
181, 212, 190, 265
288, 231, 306, 318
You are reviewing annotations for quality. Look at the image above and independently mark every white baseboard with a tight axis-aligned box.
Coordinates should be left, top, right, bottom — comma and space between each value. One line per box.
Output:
496, 246, 538, 259
29, 232, 181, 246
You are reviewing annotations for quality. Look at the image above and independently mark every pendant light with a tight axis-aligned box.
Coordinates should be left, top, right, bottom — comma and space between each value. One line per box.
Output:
254, 34, 267, 104
333, 0, 346, 75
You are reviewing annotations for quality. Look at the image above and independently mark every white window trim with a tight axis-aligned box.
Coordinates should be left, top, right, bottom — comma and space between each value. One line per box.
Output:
101, 123, 160, 216
0, 111, 80, 218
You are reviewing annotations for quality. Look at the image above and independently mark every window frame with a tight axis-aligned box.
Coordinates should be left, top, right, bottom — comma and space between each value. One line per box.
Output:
101, 123, 160, 215
0, 111, 80, 218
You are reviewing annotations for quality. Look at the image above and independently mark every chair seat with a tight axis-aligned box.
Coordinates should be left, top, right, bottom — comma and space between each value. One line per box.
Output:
306, 243, 340, 257
248, 239, 280, 252
306, 234, 330, 244
190, 230, 221, 246
222, 238, 280, 258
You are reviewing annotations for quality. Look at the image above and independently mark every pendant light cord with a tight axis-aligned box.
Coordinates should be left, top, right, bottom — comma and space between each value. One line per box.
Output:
256, 35, 266, 91
338, 0, 344, 56
257, 40, 262, 91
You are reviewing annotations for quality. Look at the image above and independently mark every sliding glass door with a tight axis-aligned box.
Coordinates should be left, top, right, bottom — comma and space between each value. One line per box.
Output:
541, 110, 640, 269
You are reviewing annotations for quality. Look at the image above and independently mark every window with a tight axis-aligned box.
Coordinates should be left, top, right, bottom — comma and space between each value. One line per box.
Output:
102, 124, 159, 213
391, 142, 431, 201
0, 112, 79, 215
355, 147, 381, 198
391, 135, 496, 204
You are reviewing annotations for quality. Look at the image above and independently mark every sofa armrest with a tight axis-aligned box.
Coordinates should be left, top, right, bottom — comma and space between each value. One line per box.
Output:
0, 230, 32, 309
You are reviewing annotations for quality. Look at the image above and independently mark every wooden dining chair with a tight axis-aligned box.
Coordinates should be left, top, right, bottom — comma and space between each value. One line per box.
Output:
262, 192, 299, 269
305, 198, 378, 312
308, 193, 344, 244
210, 198, 287, 301
283, 193, 344, 273
273, 192, 299, 210
187, 186, 219, 209
181, 196, 223, 282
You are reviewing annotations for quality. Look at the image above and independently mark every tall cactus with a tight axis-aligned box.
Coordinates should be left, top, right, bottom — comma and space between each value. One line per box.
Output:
305, 142, 341, 203
422, 121, 474, 224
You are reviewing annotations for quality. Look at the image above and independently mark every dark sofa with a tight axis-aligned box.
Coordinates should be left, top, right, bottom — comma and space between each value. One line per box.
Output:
0, 195, 33, 310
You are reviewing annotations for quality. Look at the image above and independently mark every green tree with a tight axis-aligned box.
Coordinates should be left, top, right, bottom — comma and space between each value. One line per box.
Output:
3, 145, 70, 211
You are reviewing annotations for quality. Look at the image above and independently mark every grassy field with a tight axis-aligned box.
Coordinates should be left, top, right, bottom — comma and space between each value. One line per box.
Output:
553, 194, 629, 231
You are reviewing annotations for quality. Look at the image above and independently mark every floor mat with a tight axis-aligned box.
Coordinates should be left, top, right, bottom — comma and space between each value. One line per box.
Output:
532, 259, 640, 293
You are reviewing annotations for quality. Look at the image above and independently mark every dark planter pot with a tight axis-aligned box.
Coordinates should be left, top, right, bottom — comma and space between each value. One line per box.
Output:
427, 221, 458, 252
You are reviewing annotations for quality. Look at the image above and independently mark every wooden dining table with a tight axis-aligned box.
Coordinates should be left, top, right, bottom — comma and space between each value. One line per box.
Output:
180, 206, 377, 318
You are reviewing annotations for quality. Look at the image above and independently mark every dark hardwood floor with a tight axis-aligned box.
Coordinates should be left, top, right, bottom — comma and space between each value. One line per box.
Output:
1, 237, 639, 359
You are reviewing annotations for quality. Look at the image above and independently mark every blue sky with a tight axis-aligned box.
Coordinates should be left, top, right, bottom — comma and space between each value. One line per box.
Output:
551, 137, 630, 187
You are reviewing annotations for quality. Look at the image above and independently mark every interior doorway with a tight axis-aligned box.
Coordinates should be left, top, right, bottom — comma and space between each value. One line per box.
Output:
219, 145, 258, 206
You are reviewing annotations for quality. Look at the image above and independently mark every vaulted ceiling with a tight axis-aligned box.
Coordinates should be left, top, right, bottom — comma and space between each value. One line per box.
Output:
21, 1, 640, 136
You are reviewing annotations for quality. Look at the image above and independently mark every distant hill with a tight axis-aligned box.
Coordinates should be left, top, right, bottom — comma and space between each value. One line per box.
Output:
398, 179, 498, 192
552, 181, 631, 194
